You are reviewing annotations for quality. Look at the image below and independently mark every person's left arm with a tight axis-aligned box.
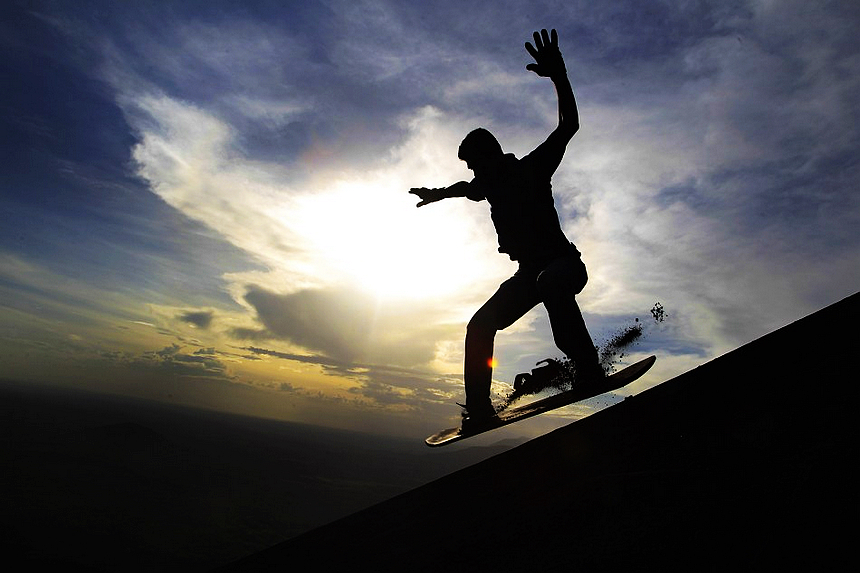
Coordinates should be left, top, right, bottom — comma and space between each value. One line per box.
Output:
524, 29, 580, 172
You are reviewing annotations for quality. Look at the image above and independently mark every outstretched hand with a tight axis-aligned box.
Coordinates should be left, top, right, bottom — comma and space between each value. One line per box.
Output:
525, 28, 566, 79
409, 187, 444, 208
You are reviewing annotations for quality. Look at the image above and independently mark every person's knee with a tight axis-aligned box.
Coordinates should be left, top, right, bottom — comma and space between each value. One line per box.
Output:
466, 309, 497, 341
537, 257, 587, 299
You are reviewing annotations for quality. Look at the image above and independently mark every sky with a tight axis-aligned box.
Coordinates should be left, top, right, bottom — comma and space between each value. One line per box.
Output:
2, 0, 858, 440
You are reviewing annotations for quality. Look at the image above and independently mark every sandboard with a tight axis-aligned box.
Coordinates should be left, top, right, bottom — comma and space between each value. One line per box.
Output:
425, 355, 656, 447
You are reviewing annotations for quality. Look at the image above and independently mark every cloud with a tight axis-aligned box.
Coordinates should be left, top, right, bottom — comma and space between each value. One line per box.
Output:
230, 327, 275, 342
539, 1, 860, 357
243, 346, 340, 366
134, 343, 232, 379
115, 1, 858, 376
179, 310, 214, 329
242, 285, 371, 362
19, 0, 858, 409
278, 381, 297, 393
242, 284, 459, 367
244, 343, 461, 411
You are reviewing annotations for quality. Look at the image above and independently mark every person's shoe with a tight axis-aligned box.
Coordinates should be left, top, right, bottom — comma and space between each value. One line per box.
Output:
575, 362, 606, 386
513, 358, 566, 394
459, 402, 498, 431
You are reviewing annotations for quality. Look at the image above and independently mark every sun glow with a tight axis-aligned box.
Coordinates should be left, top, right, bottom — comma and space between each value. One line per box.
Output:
291, 178, 497, 301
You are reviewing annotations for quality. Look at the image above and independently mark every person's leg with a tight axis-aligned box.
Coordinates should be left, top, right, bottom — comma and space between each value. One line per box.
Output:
537, 254, 602, 379
464, 272, 540, 415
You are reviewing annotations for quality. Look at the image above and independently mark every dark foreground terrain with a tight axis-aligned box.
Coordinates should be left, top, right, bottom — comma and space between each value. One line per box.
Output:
0, 383, 516, 571
224, 292, 858, 571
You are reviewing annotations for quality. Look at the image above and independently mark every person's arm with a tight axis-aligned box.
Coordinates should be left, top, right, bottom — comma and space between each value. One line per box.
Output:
525, 29, 579, 141
409, 180, 473, 207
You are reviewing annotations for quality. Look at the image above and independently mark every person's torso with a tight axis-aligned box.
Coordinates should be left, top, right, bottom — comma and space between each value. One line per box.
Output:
476, 154, 570, 261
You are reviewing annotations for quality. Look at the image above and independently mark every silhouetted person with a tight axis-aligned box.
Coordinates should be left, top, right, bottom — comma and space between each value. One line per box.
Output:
411, 29, 601, 426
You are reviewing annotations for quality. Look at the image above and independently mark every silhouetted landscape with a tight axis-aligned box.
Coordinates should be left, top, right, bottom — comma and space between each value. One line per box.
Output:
3, 292, 856, 571
0, 383, 517, 571
224, 291, 857, 571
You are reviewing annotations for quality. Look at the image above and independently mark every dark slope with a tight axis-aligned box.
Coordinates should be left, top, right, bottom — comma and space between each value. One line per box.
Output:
0, 387, 514, 572
223, 291, 858, 571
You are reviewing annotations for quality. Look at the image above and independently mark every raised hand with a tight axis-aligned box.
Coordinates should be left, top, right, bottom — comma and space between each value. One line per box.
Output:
525, 28, 567, 79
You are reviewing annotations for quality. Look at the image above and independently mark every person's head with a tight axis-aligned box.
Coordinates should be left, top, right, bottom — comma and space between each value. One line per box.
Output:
458, 128, 503, 174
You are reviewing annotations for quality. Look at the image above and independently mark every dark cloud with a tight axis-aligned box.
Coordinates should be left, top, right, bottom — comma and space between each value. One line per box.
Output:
130, 344, 232, 380
242, 284, 454, 366
179, 310, 214, 328
243, 345, 347, 369
154, 343, 181, 358
244, 285, 373, 363
229, 327, 273, 341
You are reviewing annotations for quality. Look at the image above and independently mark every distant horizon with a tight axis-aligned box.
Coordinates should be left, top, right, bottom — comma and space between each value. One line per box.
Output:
1, 374, 530, 446
0, 371, 578, 443
0, 374, 519, 570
